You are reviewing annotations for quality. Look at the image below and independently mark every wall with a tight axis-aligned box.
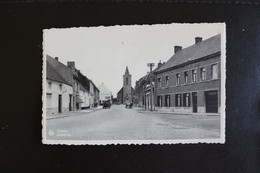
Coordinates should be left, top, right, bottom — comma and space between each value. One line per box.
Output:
79, 89, 90, 109
46, 79, 73, 115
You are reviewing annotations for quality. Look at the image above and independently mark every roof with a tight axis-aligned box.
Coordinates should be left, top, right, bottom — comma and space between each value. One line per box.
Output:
98, 83, 112, 95
117, 87, 123, 95
125, 66, 130, 75
46, 55, 74, 85
46, 61, 72, 86
155, 34, 221, 73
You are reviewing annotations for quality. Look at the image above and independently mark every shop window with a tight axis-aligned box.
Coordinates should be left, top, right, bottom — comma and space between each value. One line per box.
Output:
46, 93, 52, 108
165, 95, 171, 107
175, 94, 182, 107
183, 93, 191, 107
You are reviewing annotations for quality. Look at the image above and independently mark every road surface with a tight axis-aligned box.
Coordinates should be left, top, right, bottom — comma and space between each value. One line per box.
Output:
46, 105, 220, 140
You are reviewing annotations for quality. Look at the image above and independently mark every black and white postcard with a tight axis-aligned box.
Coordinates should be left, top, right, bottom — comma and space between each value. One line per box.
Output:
42, 23, 226, 145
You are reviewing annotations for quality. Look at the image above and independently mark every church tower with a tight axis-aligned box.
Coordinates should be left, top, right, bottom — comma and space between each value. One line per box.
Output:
123, 66, 132, 104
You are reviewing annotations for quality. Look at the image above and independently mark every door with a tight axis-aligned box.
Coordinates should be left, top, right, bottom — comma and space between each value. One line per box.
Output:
58, 94, 62, 113
205, 90, 218, 113
192, 92, 198, 113
69, 94, 72, 111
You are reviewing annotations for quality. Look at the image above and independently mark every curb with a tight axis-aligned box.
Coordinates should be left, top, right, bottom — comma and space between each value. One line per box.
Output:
46, 108, 102, 120
134, 110, 220, 116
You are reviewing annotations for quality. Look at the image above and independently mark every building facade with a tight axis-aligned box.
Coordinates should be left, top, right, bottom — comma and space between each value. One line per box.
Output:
117, 66, 135, 104
134, 61, 163, 110
46, 55, 99, 115
98, 83, 112, 105
154, 34, 221, 114
46, 56, 74, 115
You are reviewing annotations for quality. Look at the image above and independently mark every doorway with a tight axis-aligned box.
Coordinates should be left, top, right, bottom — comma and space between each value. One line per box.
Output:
58, 94, 62, 113
205, 90, 218, 113
192, 92, 198, 113
69, 94, 72, 111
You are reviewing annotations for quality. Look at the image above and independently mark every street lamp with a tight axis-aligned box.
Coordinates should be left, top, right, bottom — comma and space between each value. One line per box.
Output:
147, 63, 155, 111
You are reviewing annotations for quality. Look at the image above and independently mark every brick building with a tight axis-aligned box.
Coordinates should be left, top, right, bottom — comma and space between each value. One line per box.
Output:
154, 34, 221, 114
134, 61, 163, 110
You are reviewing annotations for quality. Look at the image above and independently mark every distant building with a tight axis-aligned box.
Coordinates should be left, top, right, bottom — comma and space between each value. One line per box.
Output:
98, 83, 112, 105
89, 80, 100, 107
117, 66, 135, 104
134, 61, 163, 109
154, 34, 221, 114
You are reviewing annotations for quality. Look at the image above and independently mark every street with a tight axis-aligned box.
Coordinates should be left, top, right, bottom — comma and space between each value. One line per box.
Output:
46, 105, 220, 140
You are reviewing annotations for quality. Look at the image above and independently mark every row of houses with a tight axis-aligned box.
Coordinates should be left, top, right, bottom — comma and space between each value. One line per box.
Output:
46, 55, 100, 115
134, 34, 221, 114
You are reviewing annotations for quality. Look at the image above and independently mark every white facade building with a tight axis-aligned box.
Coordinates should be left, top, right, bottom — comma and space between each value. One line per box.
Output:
46, 60, 73, 115
98, 83, 112, 104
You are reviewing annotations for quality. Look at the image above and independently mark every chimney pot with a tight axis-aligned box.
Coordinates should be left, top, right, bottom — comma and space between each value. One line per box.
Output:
67, 61, 75, 70
174, 46, 182, 53
195, 37, 202, 44
158, 60, 162, 68
55, 57, 58, 61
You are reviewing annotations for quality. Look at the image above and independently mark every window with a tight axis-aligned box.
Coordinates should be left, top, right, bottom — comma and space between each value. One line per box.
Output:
165, 95, 171, 107
59, 84, 62, 91
183, 93, 191, 107
46, 93, 52, 107
175, 94, 182, 107
201, 67, 206, 81
192, 69, 197, 82
184, 71, 188, 83
157, 96, 162, 107
158, 78, 161, 88
176, 73, 180, 85
165, 76, 169, 87
211, 64, 218, 79
126, 77, 128, 85
48, 82, 52, 89
105, 96, 110, 100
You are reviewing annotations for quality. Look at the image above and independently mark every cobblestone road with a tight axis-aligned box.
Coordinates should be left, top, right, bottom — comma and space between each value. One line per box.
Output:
46, 105, 220, 140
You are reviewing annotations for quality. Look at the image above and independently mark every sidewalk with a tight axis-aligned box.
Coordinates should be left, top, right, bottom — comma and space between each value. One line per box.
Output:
133, 107, 220, 116
46, 106, 103, 120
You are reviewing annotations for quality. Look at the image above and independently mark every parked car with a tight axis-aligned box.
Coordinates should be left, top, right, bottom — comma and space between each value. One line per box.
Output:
125, 101, 133, 109
103, 101, 111, 109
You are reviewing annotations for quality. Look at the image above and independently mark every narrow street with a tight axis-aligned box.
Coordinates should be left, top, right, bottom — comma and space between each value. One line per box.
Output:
46, 105, 220, 140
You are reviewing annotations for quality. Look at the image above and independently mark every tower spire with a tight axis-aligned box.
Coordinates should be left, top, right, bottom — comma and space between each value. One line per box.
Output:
125, 66, 130, 75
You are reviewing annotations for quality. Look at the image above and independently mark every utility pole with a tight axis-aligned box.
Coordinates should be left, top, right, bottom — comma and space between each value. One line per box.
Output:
147, 63, 155, 111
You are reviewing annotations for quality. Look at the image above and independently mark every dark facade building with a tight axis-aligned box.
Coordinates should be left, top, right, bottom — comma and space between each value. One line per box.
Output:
154, 34, 221, 114
117, 66, 135, 104
134, 61, 163, 110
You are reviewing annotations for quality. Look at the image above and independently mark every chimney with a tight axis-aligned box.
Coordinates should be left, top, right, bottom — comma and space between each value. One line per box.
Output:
158, 60, 162, 68
195, 37, 202, 44
55, 57, 58, 61
67, 61, 75, 70
174, 46, 182, 53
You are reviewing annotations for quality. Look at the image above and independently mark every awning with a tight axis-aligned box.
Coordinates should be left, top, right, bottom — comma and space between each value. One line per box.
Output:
76, 97, 83, 103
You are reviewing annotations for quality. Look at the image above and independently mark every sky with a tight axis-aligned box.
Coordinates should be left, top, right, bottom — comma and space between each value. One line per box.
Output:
44, 23, 225, 97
